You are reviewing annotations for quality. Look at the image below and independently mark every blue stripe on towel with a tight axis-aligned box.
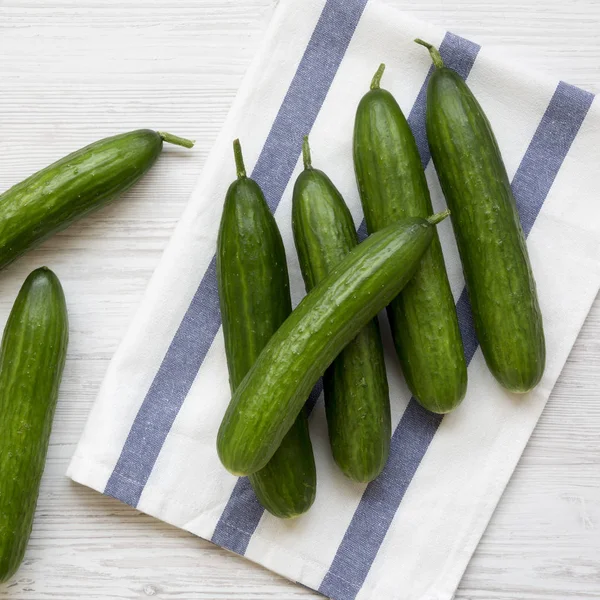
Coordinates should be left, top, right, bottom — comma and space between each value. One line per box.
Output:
320, 78, 594, 600
104, 256, 222, 506
513, 81, 595, 236
104, 0, 369, 509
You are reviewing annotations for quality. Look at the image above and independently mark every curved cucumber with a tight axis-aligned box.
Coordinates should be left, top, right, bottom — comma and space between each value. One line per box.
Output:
0, 129, 194, 271
292, 137, 390, 482
416, 40, 545, 393
217, 140, 315, 518
0, 268, 69, 583
217, 210, 449, 476
354, 64, 467, 414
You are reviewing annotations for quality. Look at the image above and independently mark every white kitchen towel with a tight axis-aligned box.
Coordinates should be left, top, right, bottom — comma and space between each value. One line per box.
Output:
68, 1, 600, 599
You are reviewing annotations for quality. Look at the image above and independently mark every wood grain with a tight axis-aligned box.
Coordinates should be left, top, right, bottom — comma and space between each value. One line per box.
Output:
0, 0, 598, 598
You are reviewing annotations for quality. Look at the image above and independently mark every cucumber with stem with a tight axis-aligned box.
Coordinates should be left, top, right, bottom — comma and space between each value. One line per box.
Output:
217, 140, 316, 518
354, 64, 467, 414
292, 136, 391, 482
0, 129, 194, 271
416, 39, 545, 393
292, 136, 390, 482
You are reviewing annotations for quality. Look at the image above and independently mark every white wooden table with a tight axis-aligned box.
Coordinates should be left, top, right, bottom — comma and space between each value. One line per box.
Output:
0, 1, 598, 598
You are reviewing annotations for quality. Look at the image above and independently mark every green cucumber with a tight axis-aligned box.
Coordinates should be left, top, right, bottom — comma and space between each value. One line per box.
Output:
0, 268, 69, 583
217, 209, 449, 476
292, 137, 390, 482
416, 40, 545, 393
217, 140, 316, 518
353, 64, 467, 414
0, 129, 194, 271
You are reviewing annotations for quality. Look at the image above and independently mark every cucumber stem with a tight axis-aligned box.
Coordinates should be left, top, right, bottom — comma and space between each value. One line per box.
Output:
414, 39, 445, 69
427, 209, 451, 225
157, 132, 195, 149
302, 136, 313, 170
233, 139, 247, 179
370, 64, 386, 90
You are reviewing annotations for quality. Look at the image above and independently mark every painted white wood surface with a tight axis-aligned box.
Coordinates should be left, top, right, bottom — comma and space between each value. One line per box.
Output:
0, 0, 598, 598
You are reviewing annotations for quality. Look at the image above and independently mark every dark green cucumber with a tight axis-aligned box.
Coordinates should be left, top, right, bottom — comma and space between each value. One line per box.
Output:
353, 64, 467, 414
0, 129, 194, 271
217, 140, 315, 518
416, 39, 545, 393
292, 137, 390, 482
0, 268, 69, 583
217, 210, 449, 476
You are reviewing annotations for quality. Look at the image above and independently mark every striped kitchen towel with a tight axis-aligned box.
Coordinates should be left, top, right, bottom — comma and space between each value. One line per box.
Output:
68, 0, 600, 598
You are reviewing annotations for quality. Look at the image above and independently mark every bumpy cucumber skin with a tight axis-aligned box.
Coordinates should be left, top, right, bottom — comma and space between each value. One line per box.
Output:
217, 217, 436, 476
425, 67, 545, 393
354, 85, 467, 414
292, 167, 390, 482
247, 409, 315, 519
217, 174, 316, 518
0, 130, 164, 271
0, 268, 69, 583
